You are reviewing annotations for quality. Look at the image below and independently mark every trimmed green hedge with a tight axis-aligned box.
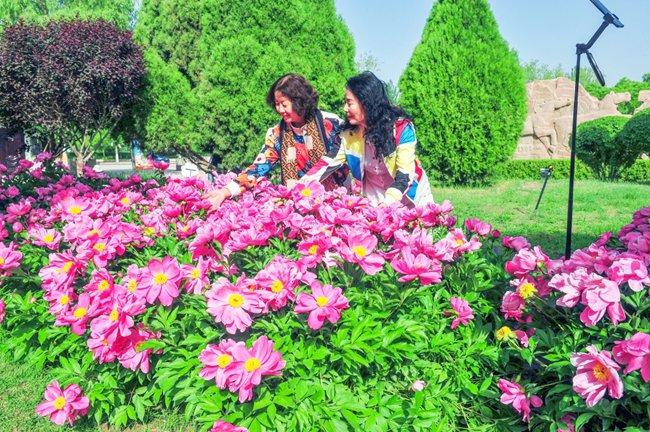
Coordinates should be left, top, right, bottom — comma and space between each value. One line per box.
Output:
495, 158, 650, 183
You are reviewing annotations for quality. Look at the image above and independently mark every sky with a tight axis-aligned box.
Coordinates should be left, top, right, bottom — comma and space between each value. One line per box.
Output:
334, 0, 650, 86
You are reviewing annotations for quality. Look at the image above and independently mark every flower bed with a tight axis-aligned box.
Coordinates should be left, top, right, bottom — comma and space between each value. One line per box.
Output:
0, 155, 648, 431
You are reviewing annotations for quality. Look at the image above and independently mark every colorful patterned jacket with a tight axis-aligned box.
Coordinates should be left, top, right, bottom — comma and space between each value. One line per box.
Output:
301, 119, 432, 205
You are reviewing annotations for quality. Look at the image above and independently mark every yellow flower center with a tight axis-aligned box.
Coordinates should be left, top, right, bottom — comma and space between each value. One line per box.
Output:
518, 282, 537, 300
109, 307, 118, 322
227, 293, 244, 308
120, 197, 130, 205
496, 326, 514, 341
352, 245, 368, 258
73, 307, 87, 319
455, 238, 465, 246
88, 229, 99, 236
316, 296, 330, 307
0, 257, 4, 265
127, 279, 138, 293
593, 363, 610, 383
53, 396, 66, 410
308, 245, 319, 255
181, 225, 189, 232
60, 261, 73, 273
143, 227, 155, 236
244, 357, 261, 372
59, 294, 70, 305
300, 188, 312, 197
190, 268, 201, 280
153, 273, 168, 285
93, 242, 106, 252
217, 354, 233, 368
98, 280, 110, 292
43, 233, 55, 243
68, 205, 82, 215
270, 280, 284, 293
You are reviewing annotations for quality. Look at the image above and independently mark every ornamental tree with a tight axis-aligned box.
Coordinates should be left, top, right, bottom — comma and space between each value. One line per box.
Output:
399, 0, 527, 185
0, 19, 146, 173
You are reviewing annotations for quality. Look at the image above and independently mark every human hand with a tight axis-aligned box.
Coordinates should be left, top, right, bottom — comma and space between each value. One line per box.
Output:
203, 188, 231, 210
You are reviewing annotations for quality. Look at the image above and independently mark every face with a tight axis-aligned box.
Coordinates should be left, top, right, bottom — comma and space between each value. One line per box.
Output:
274, 91, 303, 124
344, 89, 366, 127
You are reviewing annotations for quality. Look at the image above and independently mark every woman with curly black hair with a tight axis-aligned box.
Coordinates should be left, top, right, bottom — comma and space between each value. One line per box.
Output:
205, 73, 348, 209
302, 71, 433, 206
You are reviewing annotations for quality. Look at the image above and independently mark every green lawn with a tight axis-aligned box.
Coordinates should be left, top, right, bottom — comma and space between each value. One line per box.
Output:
2, 179, 648, 430
435, 179, 650, 257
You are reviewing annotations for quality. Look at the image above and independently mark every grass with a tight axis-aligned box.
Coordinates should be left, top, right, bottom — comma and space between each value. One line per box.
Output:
435, 179, 649, 257
1, 179, 647, 430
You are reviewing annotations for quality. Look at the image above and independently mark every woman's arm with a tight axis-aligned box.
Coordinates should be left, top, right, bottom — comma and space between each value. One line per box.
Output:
223, 126, 282, 197
205, 127, 281, 209
300, 132, 347, 183
384, 122, 417, 204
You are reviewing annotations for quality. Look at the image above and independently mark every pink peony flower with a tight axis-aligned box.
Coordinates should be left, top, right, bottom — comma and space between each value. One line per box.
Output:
35, 380, 89, 426
497, 379, 543, 422
254, 256, 300, 311
59, 293, 98, 335
500, 291, 525, 321
571, 345, 623, 407
505, 246, 549, 277
579, 274, 626, 327
294, 281, 349, 330
502, 236, 531, 252
229, 336, 285, 403
390, 247, 443, 285
296, 234, 332, 269
140, 257, 182, 306
338, 229, 385, 275
206, 277, 264, 334
607, 257, 650, 293
181, 258, 211, 295
199, 339, 246, 389
549, 268, 591, 308
612, 332, 650, 382
447, 297, 474, 329
0, 242, 23, 276
117, 325, 161, 373
29, 227, 62, 250
464, 218, 493, 236
210, 420, 248, 432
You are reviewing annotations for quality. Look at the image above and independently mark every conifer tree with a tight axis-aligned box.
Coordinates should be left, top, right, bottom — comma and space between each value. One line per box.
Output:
400, 0, 526, 184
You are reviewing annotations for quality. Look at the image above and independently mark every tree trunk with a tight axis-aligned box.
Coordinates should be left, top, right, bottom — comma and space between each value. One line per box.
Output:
75, 152, 86, 176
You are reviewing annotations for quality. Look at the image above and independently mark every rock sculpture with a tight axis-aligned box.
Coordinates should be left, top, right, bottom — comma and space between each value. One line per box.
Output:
515, 77, 630, 159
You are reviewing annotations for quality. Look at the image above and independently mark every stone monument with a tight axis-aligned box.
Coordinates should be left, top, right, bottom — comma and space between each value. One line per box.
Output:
515, 77, 630, 159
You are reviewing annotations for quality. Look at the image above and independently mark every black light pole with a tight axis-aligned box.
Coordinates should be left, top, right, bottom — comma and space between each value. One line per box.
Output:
565, 0, 623, 259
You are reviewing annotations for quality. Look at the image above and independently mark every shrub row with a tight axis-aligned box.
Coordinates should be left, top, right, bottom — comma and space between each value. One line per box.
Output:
495, 158, 650, 183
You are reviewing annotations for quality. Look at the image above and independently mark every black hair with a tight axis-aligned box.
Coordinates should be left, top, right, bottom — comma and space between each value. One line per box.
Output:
342, 71, 410, 158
